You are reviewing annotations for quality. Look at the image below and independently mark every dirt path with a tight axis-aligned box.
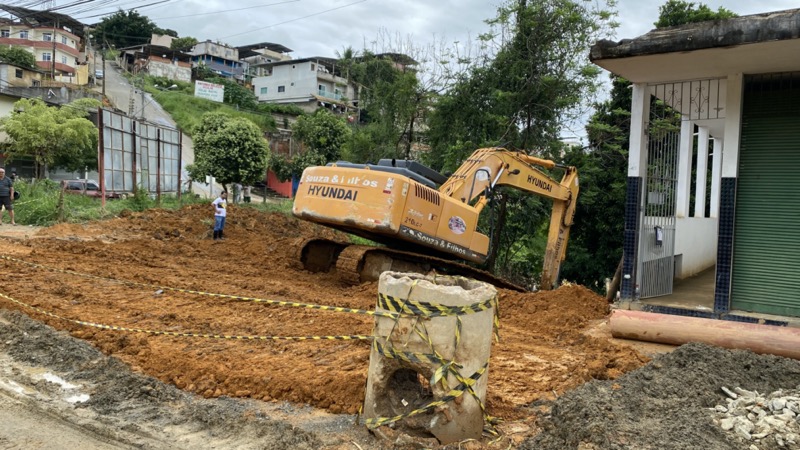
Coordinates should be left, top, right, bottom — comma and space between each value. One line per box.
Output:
2, 205, 791, 448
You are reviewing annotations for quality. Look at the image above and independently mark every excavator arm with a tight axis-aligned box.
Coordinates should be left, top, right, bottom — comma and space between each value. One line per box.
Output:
438, 148, 579, 290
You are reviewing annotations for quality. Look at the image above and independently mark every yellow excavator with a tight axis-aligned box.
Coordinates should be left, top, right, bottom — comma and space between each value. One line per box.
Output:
291, 148, 579, 291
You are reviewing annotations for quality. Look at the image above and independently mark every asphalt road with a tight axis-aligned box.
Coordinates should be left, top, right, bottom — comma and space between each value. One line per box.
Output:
91, 53, 221, 198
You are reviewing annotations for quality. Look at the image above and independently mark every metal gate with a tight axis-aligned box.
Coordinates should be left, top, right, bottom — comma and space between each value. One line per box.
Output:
638, 95, 679, 298
636, 79, 724, 298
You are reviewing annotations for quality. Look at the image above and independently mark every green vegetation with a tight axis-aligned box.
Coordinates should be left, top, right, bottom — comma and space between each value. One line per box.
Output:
187, 112, 270, 190
654, 0, 737, 28
269, 109, 351, 181
93, 10, 176, 49
0, 98, 100, 178
170, 36, 198, 51
10, 179, 207, 227
142, 77, 275, 133
0, 46, 37, 69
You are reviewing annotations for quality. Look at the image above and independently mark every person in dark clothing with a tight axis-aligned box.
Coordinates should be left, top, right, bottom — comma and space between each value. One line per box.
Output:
0, 169, 15, 226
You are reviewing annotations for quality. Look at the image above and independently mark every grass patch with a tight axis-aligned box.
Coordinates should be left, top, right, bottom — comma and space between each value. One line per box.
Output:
11, 179, 207, 227
142, 79, 274, 134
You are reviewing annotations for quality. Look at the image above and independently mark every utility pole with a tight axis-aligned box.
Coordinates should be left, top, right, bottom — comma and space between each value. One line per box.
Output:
102, 50, 106, 98
140, 78, 146, 119
51, 20, 58, 81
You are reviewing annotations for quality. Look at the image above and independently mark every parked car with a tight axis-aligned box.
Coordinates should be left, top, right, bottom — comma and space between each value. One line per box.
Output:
60, 179, 121, 199
95, 69, 104, 79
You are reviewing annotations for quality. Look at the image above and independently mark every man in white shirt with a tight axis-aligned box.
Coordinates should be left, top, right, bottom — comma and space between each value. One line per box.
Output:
211, 191, 227, 240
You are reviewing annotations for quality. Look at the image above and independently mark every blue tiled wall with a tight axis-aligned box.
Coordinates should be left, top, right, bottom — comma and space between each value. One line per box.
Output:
621, 177, 642, 299
714, 177, 736, 314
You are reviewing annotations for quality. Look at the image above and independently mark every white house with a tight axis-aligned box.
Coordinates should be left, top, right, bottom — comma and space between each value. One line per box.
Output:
252, 57, 359, 114
591, 9, 800, 322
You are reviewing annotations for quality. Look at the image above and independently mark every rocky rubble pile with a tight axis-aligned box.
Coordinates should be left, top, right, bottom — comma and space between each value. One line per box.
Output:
714, 386, 800, 449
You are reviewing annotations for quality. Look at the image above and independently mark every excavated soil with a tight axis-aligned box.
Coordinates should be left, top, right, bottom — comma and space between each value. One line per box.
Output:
0, 205, 651, 447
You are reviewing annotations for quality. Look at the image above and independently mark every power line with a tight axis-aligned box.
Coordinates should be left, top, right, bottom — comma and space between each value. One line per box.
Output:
152, 0, 298, 21
218, 0, 368, 40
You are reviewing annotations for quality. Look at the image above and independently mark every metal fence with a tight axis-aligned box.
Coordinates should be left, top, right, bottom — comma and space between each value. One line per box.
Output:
98, 108, 182, 196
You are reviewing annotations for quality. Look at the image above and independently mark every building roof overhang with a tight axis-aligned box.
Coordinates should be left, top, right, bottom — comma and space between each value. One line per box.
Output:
591, 8, 800, 83
0, 4, 85, 39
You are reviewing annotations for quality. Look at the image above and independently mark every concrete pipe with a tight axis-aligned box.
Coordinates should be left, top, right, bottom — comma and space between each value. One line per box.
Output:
363, 271, 497, 444
609, 309, 800, 360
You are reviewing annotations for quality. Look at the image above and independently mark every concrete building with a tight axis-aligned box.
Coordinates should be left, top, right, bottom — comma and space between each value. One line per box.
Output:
190, 40, 243, 81
237, 42, 293, 84
591, 9, 800, 323
0, 21, 82, 80
251, 57, 359, 114
118, 35, 192, 83
0, 62, 43, 89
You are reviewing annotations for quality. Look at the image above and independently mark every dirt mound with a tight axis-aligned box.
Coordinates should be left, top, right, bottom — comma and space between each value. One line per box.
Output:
0, 308, 338, 449
524, 342, 800, 450
0, 205, 649, 444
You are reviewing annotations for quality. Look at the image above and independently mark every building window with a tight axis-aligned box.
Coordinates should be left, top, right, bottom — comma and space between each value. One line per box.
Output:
61, 56, 67, 64
15, 69, 22, 78
42, 52, 51, 62
260, 87, 268, 94
19, 30, 28, 39
61, 36, 67, 44
0, 30, 8, 38
319, 84, 325, 92
43, 32, 52, 41
311, 63, 315, 71
277, 85, 285, 93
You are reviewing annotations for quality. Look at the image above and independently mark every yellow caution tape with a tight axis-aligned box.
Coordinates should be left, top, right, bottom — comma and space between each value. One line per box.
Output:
0, 255, 398, 319
364, 362, 488, 429
0, 291, 372, 342
377, 293, 495, 317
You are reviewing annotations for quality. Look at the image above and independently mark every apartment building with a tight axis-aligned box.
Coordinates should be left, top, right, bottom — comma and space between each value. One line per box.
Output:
252, 57, 359, 114
0, 21, 81, 77
238, 42, 293, 84
190, 40, 243, 80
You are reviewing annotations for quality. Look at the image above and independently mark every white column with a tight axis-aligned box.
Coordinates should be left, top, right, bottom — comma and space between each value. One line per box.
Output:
694, 127, 710, 217
710, 138, 723, 218
675, 119, 694, 218
722, 73, 744, 177
628, 83, 651, 178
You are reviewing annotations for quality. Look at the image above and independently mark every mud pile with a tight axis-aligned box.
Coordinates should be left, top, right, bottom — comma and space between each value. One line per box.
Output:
0, 205, 647, 445
525, 343, 800, 450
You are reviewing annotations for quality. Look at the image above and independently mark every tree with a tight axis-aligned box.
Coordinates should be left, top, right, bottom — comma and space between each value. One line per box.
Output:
171, 36, 198, 51
52, 98, 104, 173
187, 113, 269, 190
269, 109, 351, 182
0, 98, 99, 178
559, 75, 631, 290
655, 0, 736, 28
93, 10, 159, 49
422, 0, 617, 282
207, 76, 258, 110
0, 47, 36, 69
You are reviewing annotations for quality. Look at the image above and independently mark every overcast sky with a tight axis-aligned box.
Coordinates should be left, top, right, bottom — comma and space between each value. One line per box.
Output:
88, 0, 799, 58
57, 0, 798, 139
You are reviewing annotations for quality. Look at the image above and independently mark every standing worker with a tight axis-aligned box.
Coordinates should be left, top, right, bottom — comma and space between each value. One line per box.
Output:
212, 191, 227, 240
0, 169, 15, 226
243, 185, 251, 203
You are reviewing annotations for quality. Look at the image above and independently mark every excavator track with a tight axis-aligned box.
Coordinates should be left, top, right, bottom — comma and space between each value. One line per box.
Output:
295, 238, 525, 292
